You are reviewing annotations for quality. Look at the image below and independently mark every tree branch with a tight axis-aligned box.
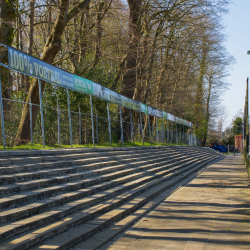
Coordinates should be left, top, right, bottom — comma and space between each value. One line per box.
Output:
66, 0, 92, 24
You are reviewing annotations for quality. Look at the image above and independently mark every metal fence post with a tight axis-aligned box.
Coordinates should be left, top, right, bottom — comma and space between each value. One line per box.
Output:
79, 105, 81, 145
148, 115, 152, 145
57, 98, 60, 145
130, 110, 134, 144
29, 96, 33, 145
138, 119, 140, 142
107, 102, 111, 146
140, 112, 144, 145
191, 127, 193, 145
176, 123, 178, 144
183, 126, 185, 144
180, 125, 182, 144
90, 95, 95, 147
38, 79, 45, 148
67, 89, 73, 148
162, 117, 164, 144
96, 111, 98, 145
156, 117, 159, 145
180, 124, 183, 144
171, 122, 173, 143
183, 125, 185, 144
119, 106, 124, 146
167, 120, 169, 144
0, 75, 6, 149
184, 125, 185, 144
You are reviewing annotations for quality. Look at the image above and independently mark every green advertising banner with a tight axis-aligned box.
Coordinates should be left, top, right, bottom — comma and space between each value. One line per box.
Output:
74, 76, 93, 94
140, 103, 148, 114
163, 111, 168, 120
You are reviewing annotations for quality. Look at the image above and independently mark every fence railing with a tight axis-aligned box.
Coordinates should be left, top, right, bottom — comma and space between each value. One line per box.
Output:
0, 43, 195, 149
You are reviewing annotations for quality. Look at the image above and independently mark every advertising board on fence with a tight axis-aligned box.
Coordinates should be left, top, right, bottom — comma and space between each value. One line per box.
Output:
93, 83, 111, 101
109, 90, 122, 106
163, 111, 168, 120
8, 47, 74, 89
5, 45, 193, 127
167, 113, 175, 122
140, 103, 148, 114
121, 96, 141, 111
148, 107, 163, 118
74, 76, 93, 94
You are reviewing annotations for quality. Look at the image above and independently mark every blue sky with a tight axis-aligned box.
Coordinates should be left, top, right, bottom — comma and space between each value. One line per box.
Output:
222, 0, 250, 128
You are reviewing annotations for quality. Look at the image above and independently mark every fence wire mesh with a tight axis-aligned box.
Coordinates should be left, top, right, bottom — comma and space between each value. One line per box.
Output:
0, 69, 194, 149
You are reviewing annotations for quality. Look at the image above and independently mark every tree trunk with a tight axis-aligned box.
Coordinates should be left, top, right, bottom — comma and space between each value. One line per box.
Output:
92, 1, 105, 69
26, 0, 35, 93
194, 38, 207, 139
120, 0, 142, 140
121, 0, 142, 99
202, 75, 212, 146
0, 0, 15, 99
79, 6, 89, 63
14, 0, 91, 146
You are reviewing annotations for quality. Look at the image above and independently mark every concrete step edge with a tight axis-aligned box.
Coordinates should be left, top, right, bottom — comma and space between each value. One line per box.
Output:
0, 154, 214, 245
26, 156, 222, 250
72, 156, 224, 250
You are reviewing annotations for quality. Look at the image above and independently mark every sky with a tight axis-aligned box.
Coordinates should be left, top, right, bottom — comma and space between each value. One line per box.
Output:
221, 0, 250, 128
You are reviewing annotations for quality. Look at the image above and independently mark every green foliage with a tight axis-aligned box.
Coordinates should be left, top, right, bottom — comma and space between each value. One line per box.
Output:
222, 135, 234, 146
232, 117, 243, 135
193, 115, 207, 141
222, 116, 243, 146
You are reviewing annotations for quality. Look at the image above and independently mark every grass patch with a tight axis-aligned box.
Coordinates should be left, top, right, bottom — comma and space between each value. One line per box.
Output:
0, 142, 190, 150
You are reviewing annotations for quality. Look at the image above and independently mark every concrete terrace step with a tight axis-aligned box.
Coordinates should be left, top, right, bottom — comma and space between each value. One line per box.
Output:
0, 150, 176, 184
0, 155, 222, 250
0, 153, 187, 209
0, 146, 170, 158
69, 156, 223, 250
0, 154, 214, 245
0, 154, 201, 222
0, 146, 213, 179
0, 147, 174, 168
0, 146, 217, 171
0, 146, 222, 250
0, 148, 174, 174
0, 148, 209, 201
0, 151, 184, 196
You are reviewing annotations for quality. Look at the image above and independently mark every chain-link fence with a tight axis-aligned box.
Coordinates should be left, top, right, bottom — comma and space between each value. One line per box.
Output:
0, 44, 195, 149
0, 87, 194, 148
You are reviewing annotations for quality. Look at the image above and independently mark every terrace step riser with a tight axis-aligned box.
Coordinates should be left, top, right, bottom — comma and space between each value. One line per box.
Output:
0, 173, 146, 223
65, 157, 223, 250
0, 148, 173, 167
0, 150, 214, 197
0, 151, 180, 185
0, 147, 216, 174
0, 155, 220, 250
0, 152, 194, 193
0, 154, 213, 242
0, 152, 169, 175
0, 155, 197, 220
0, 153, 205, 209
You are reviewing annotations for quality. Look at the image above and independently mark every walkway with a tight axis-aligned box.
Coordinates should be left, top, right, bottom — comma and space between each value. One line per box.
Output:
104, 156, 250, 250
